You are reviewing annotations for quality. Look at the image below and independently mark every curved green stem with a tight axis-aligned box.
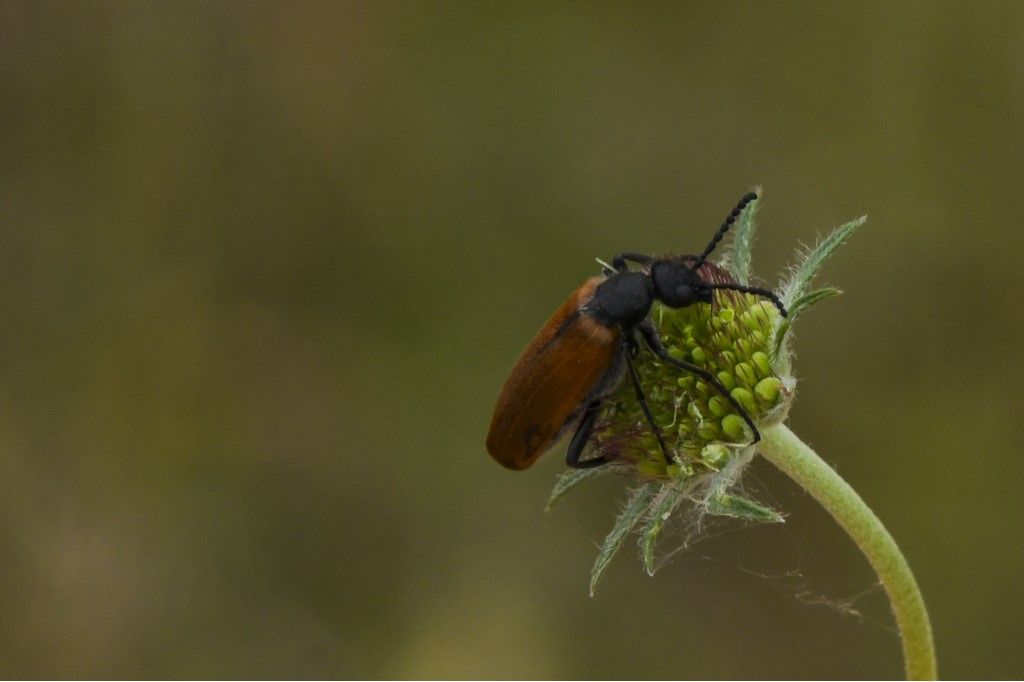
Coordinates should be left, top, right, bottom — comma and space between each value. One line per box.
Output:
759, 423, 937, 680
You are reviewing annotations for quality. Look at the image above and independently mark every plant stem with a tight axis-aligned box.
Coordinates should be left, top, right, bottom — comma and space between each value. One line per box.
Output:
759, 423, 937, 680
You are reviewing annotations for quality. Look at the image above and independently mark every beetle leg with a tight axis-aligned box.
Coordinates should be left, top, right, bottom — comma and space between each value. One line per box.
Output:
611, 252, 654, 272
565, 402, 608, 469
638, 322, 761, 444
626, 333, 640, 358
623, 339, 675, 465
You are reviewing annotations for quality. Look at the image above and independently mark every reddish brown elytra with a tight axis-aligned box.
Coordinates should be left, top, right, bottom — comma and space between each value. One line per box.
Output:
486, 192, 788, 471
486, 277, 623, 470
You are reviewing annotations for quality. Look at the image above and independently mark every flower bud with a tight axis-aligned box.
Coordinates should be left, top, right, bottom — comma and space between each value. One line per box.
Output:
589, 262, 789, 479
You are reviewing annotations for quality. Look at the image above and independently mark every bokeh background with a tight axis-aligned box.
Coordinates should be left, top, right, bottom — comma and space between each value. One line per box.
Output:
2, 2, 1023, 678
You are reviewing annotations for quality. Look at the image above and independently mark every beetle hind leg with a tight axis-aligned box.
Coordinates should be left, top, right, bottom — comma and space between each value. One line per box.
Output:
565, 402, 608, 469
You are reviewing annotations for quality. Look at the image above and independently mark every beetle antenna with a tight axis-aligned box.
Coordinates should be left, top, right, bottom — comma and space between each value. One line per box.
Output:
707, 282, 787, 317
689, 191, 758, 272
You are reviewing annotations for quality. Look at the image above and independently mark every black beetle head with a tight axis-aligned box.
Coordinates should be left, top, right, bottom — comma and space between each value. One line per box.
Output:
649, 259, 712, 308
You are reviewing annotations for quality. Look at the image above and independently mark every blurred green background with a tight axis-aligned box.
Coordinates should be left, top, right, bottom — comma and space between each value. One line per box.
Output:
2, 2, 1023, 678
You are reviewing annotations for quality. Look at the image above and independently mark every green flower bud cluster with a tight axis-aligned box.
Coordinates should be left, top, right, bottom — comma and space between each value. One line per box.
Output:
591, 264, 786, 479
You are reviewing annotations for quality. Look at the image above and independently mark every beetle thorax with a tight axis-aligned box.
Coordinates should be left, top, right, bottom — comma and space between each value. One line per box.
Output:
586, 271, 654, 328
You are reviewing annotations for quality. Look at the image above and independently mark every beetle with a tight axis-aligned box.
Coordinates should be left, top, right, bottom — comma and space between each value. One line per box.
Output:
486, 191, 787, 471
